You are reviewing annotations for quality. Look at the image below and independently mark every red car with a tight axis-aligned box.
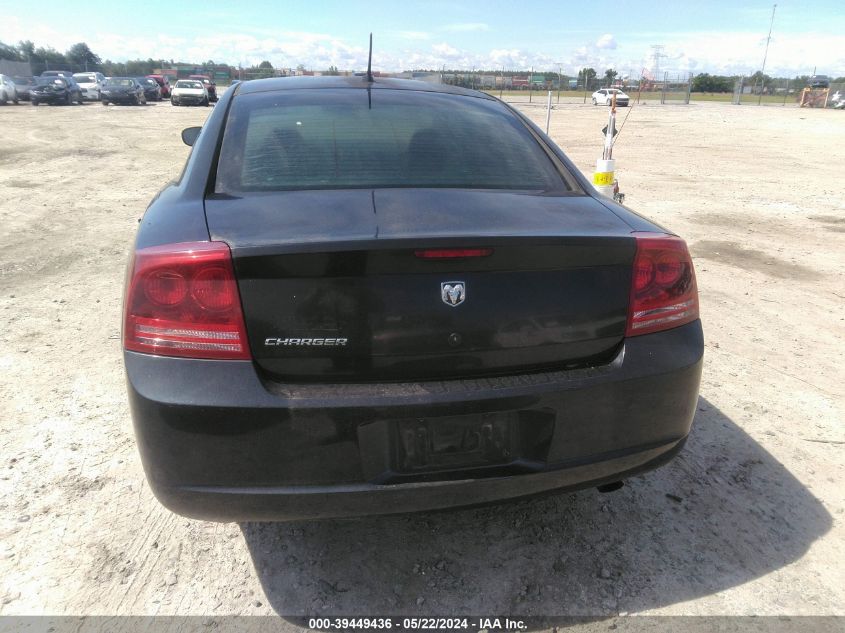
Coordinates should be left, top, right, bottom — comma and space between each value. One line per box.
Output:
146, 74, 171, 98
188, 74, 217, 101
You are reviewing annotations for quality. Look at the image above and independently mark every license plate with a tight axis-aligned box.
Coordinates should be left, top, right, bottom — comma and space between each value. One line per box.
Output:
394, 412, 518, 473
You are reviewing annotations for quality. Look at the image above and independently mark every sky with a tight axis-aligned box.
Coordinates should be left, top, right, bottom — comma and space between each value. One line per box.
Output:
1, 0, 844, 77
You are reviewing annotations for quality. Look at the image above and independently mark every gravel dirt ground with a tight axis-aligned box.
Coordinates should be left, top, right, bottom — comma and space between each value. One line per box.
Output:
0, 96, 842, 623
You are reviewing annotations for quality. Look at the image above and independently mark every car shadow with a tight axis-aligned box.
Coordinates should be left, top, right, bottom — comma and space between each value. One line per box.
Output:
240, 397, 831, 618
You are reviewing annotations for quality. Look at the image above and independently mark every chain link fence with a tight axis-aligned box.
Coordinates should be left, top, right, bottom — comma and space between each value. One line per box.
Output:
728, 76, 796, 105
724, 77, 844, 107
6, 58, 843, 109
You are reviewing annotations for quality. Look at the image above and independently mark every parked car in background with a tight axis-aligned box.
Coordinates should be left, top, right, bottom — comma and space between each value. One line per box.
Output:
808, 75, 830, 89
137, 77, 162, 101
170, 79, 209, 106
13, 76, 37, 101
188, 74, 217, 101
124, 77, 703, 521
101, 77, 146, 105
40, 70, 74, 79
30, 76, 83, 105
72, 72, 106, 101
0, 74, 19, 104
591, 88, 630, 106
146, 74, 171, 98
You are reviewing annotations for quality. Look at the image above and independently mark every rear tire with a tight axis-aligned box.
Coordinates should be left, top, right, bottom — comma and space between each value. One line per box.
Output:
203, 97, 209, 106
102, 100, 108, 106
65, 92, 72, 105
592, 98, 597, 105
31, 99, 38, 106
1, 92, 7, 105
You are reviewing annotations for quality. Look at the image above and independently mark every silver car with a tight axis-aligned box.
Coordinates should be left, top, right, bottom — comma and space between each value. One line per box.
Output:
0, 74, 19, 105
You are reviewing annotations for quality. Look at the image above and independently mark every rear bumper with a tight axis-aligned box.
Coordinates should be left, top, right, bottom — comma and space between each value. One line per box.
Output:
102, 94, 137, 103
172, 95, 205, 105
126, 320, 703, 521
31, 93, 67, 103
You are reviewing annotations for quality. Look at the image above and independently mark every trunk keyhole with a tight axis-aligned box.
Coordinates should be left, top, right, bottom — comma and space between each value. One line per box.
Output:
448, 332, 462, 347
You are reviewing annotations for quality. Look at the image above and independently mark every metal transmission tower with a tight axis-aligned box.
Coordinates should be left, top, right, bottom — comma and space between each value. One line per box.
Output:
650, 45, 667, 78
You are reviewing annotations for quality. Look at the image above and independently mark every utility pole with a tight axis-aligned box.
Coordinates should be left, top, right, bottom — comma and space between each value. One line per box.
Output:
758, 4, 777, 105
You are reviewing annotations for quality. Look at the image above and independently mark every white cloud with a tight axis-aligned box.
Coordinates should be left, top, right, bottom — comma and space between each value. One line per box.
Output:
440, 22, 490, 33
431, 42, 460, 58
1, 12, 843, 77
596, 34, 617, 50
644, 32, 845, 77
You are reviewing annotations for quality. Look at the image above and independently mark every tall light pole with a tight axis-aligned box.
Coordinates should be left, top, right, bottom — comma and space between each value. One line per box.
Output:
758, 4, 777, 104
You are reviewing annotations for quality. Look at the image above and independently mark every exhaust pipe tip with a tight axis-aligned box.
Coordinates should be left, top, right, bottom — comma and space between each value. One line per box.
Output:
597, 481, 624, 493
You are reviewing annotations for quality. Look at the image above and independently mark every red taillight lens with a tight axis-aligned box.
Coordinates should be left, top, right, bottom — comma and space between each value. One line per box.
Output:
123, 242, 251, 360
414, 248, 493, 259
626, 234, 699, 337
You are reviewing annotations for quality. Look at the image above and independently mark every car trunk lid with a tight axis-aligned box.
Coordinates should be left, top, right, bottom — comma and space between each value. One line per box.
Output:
205, 189, 635, 382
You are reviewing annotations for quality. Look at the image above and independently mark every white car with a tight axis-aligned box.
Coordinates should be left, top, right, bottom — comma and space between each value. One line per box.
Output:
0, 74, 19, 104
170, 79, 209, 106
72, 72, 106, 101
831, 90, 845, 109
591, 88, 630, 106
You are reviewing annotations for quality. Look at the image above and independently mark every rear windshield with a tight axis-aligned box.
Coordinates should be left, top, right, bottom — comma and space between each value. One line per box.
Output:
215, 89, 568, 193
176, 81, 203, 89
74, 75, 96, 83
106, 79, 133, 87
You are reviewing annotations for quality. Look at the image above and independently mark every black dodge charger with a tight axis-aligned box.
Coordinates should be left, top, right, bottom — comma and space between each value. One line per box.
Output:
124, 77, 703, 521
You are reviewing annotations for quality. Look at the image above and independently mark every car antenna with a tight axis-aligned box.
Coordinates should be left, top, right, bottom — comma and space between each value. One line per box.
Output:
366, 33, 374, 83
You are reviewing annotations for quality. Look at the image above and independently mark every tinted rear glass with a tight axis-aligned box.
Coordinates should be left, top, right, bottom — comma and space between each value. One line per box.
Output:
215, 89, 568, 193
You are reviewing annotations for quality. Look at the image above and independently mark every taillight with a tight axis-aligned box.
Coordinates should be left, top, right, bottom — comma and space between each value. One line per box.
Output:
626, 234, 699, 336
123, 241, 251, 360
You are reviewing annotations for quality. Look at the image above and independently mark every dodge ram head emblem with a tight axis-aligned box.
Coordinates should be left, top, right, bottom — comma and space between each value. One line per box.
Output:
441, 281, 466, 307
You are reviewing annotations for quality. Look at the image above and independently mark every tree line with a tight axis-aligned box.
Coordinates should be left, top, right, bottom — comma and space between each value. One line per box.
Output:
0, 39, 233, 77
2, 39, 842, 90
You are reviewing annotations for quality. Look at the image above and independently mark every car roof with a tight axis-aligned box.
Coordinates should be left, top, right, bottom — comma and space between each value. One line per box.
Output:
235, 76, 496, 100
